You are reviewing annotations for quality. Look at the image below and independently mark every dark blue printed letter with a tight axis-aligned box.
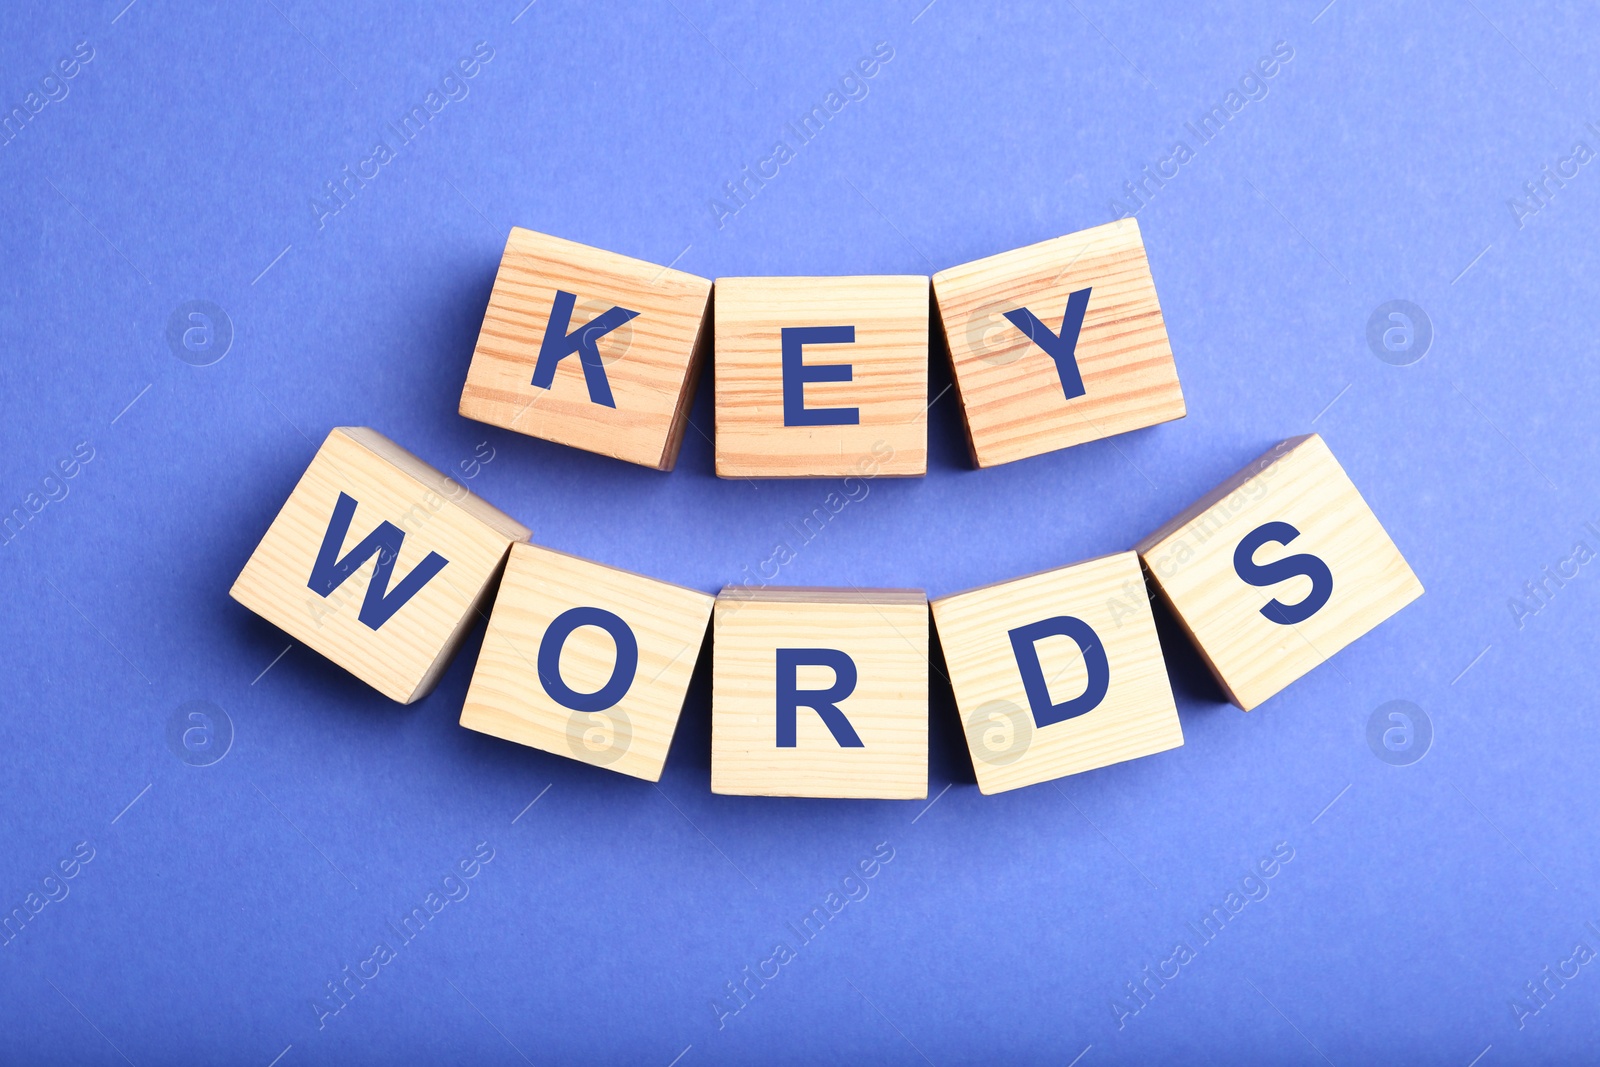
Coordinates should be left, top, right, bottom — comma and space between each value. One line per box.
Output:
537, 606, 639, 712
775, 648, 863, 747
1003, 286, 1092, 400
781, 325, 859, 426
1232, 521, 1334, 625
530, 290, 639, 407
306, 492, 448, 630
1008, 615, 1110, 728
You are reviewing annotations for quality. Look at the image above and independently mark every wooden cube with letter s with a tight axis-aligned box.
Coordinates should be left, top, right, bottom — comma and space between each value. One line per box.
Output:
710, 587, 928, 798
1136, 433, 1423, 710
713, 275, 929, 479
931, 551, 1183, 794
460, 543, 714, 781
229, 427, 530, 703
932, 218, 1186, 467
459, 227, 713, 470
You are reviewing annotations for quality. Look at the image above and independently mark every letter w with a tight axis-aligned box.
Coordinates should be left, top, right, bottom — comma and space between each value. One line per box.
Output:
1003, 286, 1092, 400
307, 493, 448, 630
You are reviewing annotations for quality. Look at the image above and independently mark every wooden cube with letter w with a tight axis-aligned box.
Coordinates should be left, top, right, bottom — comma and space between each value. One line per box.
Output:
230, 427, 529, 703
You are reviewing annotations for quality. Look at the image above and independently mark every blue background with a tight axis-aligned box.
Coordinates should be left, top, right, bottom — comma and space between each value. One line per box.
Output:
2, 0, 1595, 1063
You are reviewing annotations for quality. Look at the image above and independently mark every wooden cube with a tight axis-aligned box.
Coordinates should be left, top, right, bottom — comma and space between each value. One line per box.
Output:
931, 551, 1182, 794
714, 275, 928, 479
1136, 433, 1423, 711
711, 587, 928, 798
931, 218, 1186, 468
230, 427, 530, 703
459, 227, 712, 470
460, 543, 713, 781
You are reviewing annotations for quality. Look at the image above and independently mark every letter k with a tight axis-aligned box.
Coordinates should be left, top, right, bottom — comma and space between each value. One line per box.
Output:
530, 289, 639, 407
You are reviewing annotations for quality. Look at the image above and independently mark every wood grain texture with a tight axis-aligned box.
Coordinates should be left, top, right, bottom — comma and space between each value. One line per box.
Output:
713, 275, 929, 478
229, 427, 530, 703
931, 551, 1182, 794
460, 542, 713, 782
459, 227, 712, 470
711, 587, 928, 798
1136, 433, 1424, 711
931, 218, 1185, 468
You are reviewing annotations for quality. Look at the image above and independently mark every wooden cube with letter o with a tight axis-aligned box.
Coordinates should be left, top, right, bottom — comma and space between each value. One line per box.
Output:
1136, 433, 1424, 710
460, 543, 714, 781
711, 587, 928, 798
931, 551, 1182, 794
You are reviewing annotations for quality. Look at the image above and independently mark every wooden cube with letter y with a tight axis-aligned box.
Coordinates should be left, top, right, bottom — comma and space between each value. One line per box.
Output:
229, 427, 530, 703
931, 218, 1186, 468
711, 587, 928, 798
714, 275, 929, 479
931, 551, 1183, 794
460, 543, 714, 781
459, 227, 712, 470
1136, 433, 1424, 711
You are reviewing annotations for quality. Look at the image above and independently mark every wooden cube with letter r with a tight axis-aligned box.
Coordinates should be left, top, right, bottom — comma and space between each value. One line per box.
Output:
1136, 433, 1423, 711
931, 551, 1182, 794
460, 543, 713, 781
711, 587, 928, 798
932, 218, 1185, 467
229, 427, 530, 703
459, 227, 712, 470
714, 275, 929, 479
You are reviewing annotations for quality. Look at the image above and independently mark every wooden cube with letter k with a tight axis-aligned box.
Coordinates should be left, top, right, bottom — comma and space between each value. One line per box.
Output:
459, 227, 712, 470
1136, 434, 1423, 710
932, 218, 1186, 467
710, 587, 928, 798
230, 427, 530, 703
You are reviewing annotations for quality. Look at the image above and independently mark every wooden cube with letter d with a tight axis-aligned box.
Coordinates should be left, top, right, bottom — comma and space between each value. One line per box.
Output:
229, 427, 530, 703
931, 551, 1182, 794
711, 587, 928, 798
1136, 433, 1423, 711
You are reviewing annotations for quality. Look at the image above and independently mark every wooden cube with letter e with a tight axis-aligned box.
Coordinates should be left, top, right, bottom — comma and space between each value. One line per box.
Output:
932, 218, 1186, 467
459, 227, 712, 470
711, 587, 928, 798
931, 551, 1182, 794
229, 427, 530, 704
1136, 433, 1424, 711
714, 275, 928, 479
460, 543, 713, 781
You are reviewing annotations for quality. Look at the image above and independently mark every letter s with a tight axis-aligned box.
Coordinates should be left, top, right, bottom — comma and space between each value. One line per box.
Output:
1232, 521, 1332, 625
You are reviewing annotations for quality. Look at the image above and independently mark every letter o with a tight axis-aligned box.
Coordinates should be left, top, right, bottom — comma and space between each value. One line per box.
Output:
537, 606, 638, 712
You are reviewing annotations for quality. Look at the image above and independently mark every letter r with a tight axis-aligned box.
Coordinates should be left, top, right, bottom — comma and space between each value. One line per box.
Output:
775, 648, 863, 747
